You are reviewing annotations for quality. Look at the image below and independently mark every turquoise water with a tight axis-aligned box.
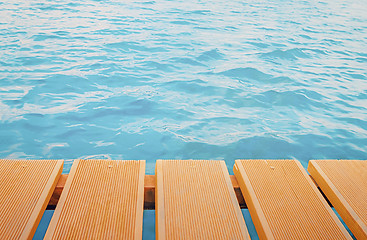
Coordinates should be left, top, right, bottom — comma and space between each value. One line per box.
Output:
1, 0, 366, 239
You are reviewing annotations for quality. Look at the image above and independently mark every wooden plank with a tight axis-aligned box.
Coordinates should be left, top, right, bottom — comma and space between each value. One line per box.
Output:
44, 159, 145, 239
234, 159, 352, 240
156, 160, 250, 240
48, 174, 247, 209
47, 174, 68, 208
231, 175, 247, 208
308, 160, 367, 239
144, 175, 155, 209
0, 159, 63, 240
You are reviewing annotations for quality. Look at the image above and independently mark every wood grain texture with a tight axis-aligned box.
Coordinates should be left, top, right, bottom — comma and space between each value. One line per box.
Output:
44, 159, 145, 240
0, 159, 63, 240
234, 159, 352, 240
308, 160, 367, 240
48, 174, 247, 209
156, 160, 250, 240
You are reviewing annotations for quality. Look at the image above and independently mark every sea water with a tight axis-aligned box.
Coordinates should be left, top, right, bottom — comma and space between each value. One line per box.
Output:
0, 0, 366, 239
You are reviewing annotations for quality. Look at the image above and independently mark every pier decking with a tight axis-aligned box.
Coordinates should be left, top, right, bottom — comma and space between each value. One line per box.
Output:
0, 159, 365, 239
44, 160, 145, 239
156, 160, 250, 240
234, 160, 351, 239
0, 160, 63, 240
308, 160, 367, 239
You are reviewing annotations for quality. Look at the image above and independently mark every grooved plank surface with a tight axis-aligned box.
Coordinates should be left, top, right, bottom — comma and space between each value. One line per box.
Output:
308, 160, 367, 239
45, 159, 145, 240
0, 159, 63, 240
156, 160, 250, 240
234, 160, 352, 240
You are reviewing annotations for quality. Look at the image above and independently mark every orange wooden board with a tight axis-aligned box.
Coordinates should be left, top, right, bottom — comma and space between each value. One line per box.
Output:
0, 159, 63, 240
308, 160, 367, 239
44, 159, 145, 239
155, 160, 250, 240
48, 174, 247, 209
234, 159, 352, 240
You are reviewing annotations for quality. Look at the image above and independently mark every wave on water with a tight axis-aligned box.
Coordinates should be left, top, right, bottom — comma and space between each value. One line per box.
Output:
1, 1, 367, 239
261, 48, 310, 60
1, 0, 366, 177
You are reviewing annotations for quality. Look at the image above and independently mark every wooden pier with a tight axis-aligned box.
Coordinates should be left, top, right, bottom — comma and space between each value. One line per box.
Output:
0, 159, 365, 239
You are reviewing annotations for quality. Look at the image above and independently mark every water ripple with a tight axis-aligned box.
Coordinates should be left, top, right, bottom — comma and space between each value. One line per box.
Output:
261, 48, 310, 60
0, 0, 366, 188
218, 67, 272, 81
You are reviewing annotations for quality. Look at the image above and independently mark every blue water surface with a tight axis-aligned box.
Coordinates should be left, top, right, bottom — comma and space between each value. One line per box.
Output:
1, 0, 366, 239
